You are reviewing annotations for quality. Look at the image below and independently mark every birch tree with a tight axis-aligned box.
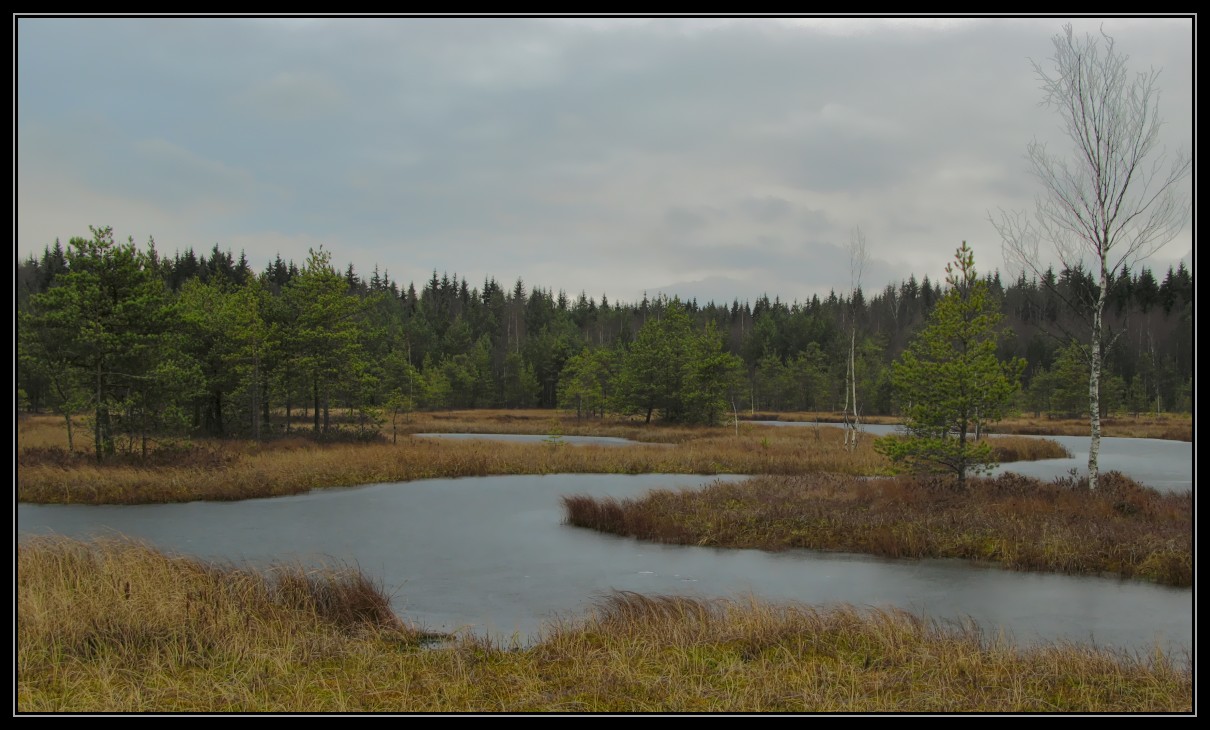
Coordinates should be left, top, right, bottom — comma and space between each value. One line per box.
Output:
991, 23, 1190, 489
842, 226, 869, 450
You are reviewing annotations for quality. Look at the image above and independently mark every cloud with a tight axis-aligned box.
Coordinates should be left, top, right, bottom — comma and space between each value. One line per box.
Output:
233, 71, 348, 120
16, 17, 1193, 304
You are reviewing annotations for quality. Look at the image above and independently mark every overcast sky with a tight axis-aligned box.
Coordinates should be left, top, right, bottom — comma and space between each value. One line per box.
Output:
15, 15, 1194, 306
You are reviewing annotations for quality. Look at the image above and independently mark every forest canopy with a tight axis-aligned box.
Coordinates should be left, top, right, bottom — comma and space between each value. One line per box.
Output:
17, 230, 1193, 457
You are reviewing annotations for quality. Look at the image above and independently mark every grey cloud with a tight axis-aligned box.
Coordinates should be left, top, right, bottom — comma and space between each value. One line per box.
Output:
796, 208, 831, 232
738, 195, 792, 223
17, 17, 1191, 305
234, 72, 348, 121
663, 205, 722, 231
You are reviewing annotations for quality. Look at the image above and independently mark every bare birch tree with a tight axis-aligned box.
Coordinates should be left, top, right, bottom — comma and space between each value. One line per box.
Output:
991, 24, 1190, 489
842, 225, 869, 451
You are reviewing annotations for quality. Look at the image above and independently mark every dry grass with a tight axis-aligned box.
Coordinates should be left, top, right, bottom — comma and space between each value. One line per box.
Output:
746, 411, 904, 425
563, 471, 1192, 587
745, 411, 1193, 442
17, 538, 1191, 713
398, 409, 703, 443
16, 536, 429, 712
19, 408, 1190, 453
989, 435, 1072, 462
18, 415, 895, 504
16, 413, 82, 450
984, 415, 1190, 442
18, 413, 1077, 506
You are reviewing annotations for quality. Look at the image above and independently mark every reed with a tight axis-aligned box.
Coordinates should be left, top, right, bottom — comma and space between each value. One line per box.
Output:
10, 412, 1103, 506
563, 471, 1192, 587
398, 409, 702, 443
18, 419, 904, 505
988, 435, 1072, 462
17, 538, 1191, 713
450, 407, 1191, 442
744, 410, 1192, 441
988, 414, 1192, 442
17, 536, 427, 712
745, 411, 904, 425
16, 413, 82, 450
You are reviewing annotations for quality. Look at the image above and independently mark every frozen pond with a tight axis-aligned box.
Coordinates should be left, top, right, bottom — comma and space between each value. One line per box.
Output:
18, 472, 1192, 658
749, 421, 1193, 492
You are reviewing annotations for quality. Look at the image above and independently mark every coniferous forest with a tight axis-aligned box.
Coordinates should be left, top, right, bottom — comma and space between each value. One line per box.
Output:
16, 228, 1193, 458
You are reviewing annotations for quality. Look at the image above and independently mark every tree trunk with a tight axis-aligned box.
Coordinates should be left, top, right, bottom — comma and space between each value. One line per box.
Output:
323, 387, 330, 433
848, 330, 859, 450
98, 404, 113, 459
1088, 267, 1109, 490
251, 352, 261, 441
140, 385, 148, 459
94, 360, 113, 461
843, 330, 858, 451
213, 391, 224, 437
313, 377, 321, 432
262, 381, 271, 433
53, 376, 75, 452
957, 425, 967, 488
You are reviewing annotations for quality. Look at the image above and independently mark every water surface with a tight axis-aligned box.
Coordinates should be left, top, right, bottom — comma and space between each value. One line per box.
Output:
750, 421, 1192, 492
18, 472, 1191, 656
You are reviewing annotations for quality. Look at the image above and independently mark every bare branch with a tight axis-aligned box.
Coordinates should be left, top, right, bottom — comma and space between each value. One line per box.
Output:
988, 24, 1190, 490
849, 225, 869, 299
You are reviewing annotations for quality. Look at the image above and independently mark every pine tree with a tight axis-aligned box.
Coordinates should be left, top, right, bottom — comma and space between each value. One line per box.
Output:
612, 298, 741, 425
23, 227, 189, 459
285, 247, 369, 433
876, 243, 1024, 486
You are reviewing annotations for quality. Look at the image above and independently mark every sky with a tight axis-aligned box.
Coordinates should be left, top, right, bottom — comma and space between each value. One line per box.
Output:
14, 15, 1195, 307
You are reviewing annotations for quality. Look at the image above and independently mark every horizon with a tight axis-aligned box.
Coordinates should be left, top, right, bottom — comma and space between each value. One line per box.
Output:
16, 15, 1193, 307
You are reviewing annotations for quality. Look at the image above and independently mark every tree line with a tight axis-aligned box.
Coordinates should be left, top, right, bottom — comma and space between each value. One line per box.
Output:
16, 227, 1192, 459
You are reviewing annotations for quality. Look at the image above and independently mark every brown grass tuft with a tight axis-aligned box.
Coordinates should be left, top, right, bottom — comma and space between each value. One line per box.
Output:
563, 472, 1192, 586
17, 538, 1190, 713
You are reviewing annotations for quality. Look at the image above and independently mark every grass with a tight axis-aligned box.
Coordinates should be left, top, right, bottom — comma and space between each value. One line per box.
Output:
992, 414, 1193, 442
989, 435, 1073, 462
16, 413, 1072, 506
563, 471, 1192, 587
16, 411, 1190, 712
398, 409, 706, 443
16, 537, 1192, 713
753, 410, 1192, 442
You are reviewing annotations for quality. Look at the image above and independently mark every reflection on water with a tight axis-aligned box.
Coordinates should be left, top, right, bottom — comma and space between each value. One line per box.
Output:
18, 472, 1191, 657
